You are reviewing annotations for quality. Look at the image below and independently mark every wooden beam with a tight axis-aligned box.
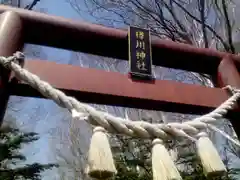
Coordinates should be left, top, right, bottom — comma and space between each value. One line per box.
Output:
217, 56, 240, 88
216, 56, 240, 138
9, 59, 234, 115
0, 5, 239, 74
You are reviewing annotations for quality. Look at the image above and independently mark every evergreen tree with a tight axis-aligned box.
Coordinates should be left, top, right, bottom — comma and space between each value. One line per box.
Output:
0, 124, 58, 180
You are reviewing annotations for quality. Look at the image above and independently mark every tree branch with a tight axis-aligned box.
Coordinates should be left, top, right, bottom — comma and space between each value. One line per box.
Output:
17, 0, 20, 7
172, 0, 230, 51
221, 0, 235, 53
198, 0, 209, 48
24, 0, 40, 10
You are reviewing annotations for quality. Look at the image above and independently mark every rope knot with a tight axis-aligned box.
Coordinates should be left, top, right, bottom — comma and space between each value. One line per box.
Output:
152, 138, 163, 146
223, 85, 240, 94
1, 56, 10, 68
196, 132, 208, 138
1, 51, 25, 68
13, 51, 25, 67
93, 126, 106, 133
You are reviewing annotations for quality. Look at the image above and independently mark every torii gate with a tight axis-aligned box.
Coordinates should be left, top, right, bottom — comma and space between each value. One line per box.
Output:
0, 5, 240, 180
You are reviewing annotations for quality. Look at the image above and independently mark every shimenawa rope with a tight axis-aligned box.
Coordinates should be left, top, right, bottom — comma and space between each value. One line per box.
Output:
1, 52, 239, 145
1, 52, 239, 179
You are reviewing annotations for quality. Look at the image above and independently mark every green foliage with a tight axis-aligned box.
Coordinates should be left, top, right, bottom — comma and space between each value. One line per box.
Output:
0, 124, 58, 180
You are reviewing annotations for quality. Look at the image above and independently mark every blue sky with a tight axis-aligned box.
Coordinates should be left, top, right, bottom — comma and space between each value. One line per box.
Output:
4, 0, 240, 179
5, 0, 96, 179
31, 0, 89, 63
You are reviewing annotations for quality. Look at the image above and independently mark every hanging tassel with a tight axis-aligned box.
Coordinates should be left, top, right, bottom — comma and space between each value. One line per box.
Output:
196, 132, 227, 178
86, 126, 117, 179
152, 138, 182, 180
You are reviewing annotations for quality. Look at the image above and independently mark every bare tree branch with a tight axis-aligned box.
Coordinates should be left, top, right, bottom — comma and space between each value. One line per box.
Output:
221, 0, 235, 53
198, 0, 209, 48
61, 0, 240, 178
17, 0, 20, 7
24, 0, 40, 10
172, 0, 230, 51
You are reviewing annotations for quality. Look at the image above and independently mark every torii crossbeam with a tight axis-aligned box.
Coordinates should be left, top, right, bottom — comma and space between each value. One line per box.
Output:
0, 5, 239, 137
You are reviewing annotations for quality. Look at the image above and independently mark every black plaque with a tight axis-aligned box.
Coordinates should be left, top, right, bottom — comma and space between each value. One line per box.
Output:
128, 26, 152, 79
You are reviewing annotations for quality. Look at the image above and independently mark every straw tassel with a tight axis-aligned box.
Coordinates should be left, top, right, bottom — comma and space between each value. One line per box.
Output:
196, 132, 227, 178
152, 138, 182, 180
86, 126, 117, 179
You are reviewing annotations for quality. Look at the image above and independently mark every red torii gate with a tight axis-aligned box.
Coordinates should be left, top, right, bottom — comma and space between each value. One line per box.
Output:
0, 5, 240, 137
